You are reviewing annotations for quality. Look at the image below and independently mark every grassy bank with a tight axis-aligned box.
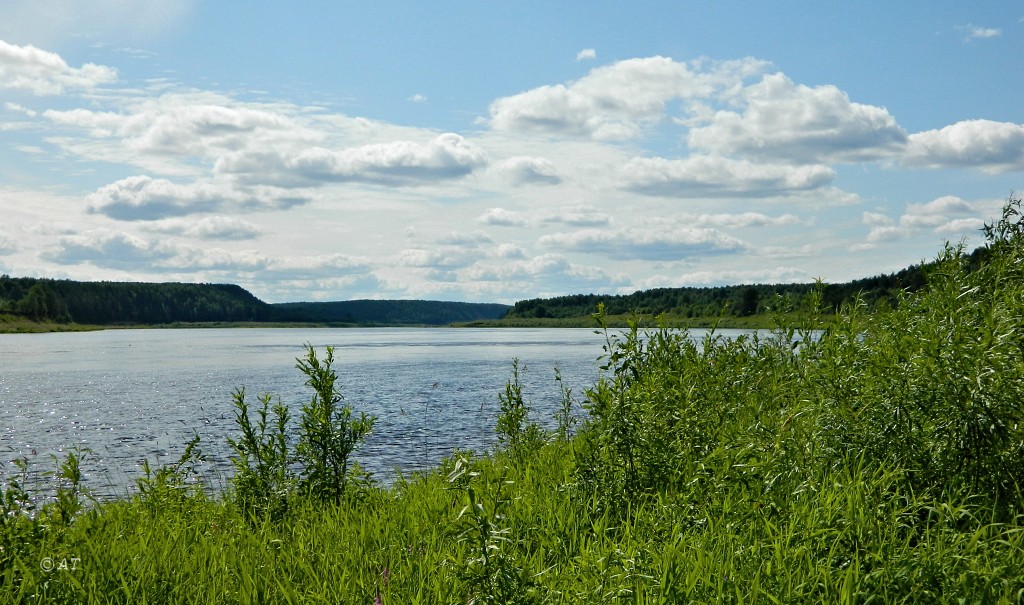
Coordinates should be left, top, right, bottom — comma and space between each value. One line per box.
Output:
0, 313, 104, 333
3, 201, 1024, 603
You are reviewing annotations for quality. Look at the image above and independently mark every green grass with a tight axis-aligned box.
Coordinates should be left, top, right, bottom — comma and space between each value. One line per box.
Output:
0, 313, 104, 333
4, 199, 1024, 603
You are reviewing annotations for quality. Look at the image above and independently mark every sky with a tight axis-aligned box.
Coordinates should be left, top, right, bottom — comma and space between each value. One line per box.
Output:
1, 1, 1022, 304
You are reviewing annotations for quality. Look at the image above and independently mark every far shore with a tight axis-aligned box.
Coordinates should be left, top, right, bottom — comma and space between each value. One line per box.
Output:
1, 312, 787, 334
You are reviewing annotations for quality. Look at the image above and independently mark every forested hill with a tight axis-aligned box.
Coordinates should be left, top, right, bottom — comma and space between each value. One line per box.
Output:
0, 276, 510, 326
503, 249, 966, 320
272, 300, 510, 325
0, 277, 273, 324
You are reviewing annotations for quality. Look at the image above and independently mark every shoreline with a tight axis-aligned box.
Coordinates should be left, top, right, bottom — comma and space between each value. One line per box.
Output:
0, 313, 786, 334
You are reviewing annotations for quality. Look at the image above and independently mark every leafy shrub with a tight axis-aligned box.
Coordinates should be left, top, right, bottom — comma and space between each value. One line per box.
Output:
229, 344, 376, 516
295, 345, 375, 504
494, 359, 546, 460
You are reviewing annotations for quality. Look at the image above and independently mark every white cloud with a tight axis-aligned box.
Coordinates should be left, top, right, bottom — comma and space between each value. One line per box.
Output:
934, 217, 986, 235
862, 211, 893, 227
4, 102, 38, 117
399, 248, 476, 269
0, 40, 117, 95
683, 212, 803, 228
905, 120, 1024, 173
864, 195, 989, 243
44, 230, 177, 269
542, 204, 612, 227
637, 266, 809, 288
688, 73, 907, 163
0, 1, 195, 46
494, 156, 561, 185
575, 48, 596, 62
477, 207, 530, 227
463, 254, 628, 291
495, 243, 526, 259
539, 226, 745, 260
86, 175, 306, 220
488, 56, 767, 140
216, 133, 488, 187
151, 216, 264, 240
408, 93, 427, 103
620, 155, 834, 198
45, 96, 310, 159
960, 24, 1001, 41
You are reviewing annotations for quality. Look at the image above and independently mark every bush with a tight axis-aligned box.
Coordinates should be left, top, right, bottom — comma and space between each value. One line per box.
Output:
229, 344, 376, 517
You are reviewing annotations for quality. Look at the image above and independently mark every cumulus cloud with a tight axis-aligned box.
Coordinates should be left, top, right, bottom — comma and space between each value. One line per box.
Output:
216, 133, 488, 187
575, 48, 596, 62
464, 254, 627, 290
495, 243, 526, 259
683, 212, 803, 228
151, 216, 264, 240
86, 175, 304, 220
542, 204, 612, 227
688, 73, 907, 163
539, 226, 745, 260
494, 156, 561, 185
45, 97, 308, 158
399, 248, 477, 269
44, 231, 176, 269
477, 207, 530, 227
905, 120, 1024, 173
864, 195, 989, 243
488, 56, 767, 140
0, 40, 117, 95
959, 24, 1001, 41
620, 155, 834, 198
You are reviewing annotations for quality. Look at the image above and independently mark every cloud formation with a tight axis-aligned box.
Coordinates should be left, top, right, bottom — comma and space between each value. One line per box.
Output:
539, 226, 745, 260
216, 133, 488, 187
906, 120, 1024, 173
488, 56, 766, 140
620, 155, 834, 198
87, 176, 304, 220
0, 40, 117, 95
688, 73, 907, 163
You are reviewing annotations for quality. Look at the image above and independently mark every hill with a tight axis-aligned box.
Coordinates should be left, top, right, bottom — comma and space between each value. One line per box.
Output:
0, 276, 509, 328
272, 299, 510, 326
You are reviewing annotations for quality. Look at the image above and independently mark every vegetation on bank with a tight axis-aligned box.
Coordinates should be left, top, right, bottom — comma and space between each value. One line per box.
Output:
0, 279, 510, 331
0, 230, 982, 334
455, 312, 789, 330
3, 197, 1024, 602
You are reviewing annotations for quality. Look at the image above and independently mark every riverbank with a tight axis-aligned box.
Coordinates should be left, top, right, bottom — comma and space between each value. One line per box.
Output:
0, 312, 786, 333
5, 227, 1024, 601
5, 201, 1024, 602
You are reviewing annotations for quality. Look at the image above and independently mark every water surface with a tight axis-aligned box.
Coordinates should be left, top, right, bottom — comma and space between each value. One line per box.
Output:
1, 327, 609, 497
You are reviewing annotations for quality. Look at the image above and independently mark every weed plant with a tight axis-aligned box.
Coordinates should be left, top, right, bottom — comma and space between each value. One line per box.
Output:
3, 197, 1024, 603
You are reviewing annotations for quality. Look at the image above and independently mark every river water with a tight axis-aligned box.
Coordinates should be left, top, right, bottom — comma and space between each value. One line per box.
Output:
1, 327, 616, 498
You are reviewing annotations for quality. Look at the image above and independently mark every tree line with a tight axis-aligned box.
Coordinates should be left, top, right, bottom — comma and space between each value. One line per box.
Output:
0, 277, 510, 326
501, 249, 975, 320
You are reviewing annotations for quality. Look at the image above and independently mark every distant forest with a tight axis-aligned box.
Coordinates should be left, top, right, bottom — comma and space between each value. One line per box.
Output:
505, 246, 991, 320
0, 277, 508, 326
0, 246, 990, 327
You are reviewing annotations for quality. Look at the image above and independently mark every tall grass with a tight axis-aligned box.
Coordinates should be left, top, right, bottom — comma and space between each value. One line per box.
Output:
3, 197, 1024, 603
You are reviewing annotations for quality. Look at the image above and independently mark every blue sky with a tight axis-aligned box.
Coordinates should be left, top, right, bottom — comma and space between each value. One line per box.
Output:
1, 1, 1021, 303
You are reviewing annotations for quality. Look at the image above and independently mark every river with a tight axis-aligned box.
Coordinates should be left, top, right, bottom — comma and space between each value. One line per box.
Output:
2, 327, 615, 498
